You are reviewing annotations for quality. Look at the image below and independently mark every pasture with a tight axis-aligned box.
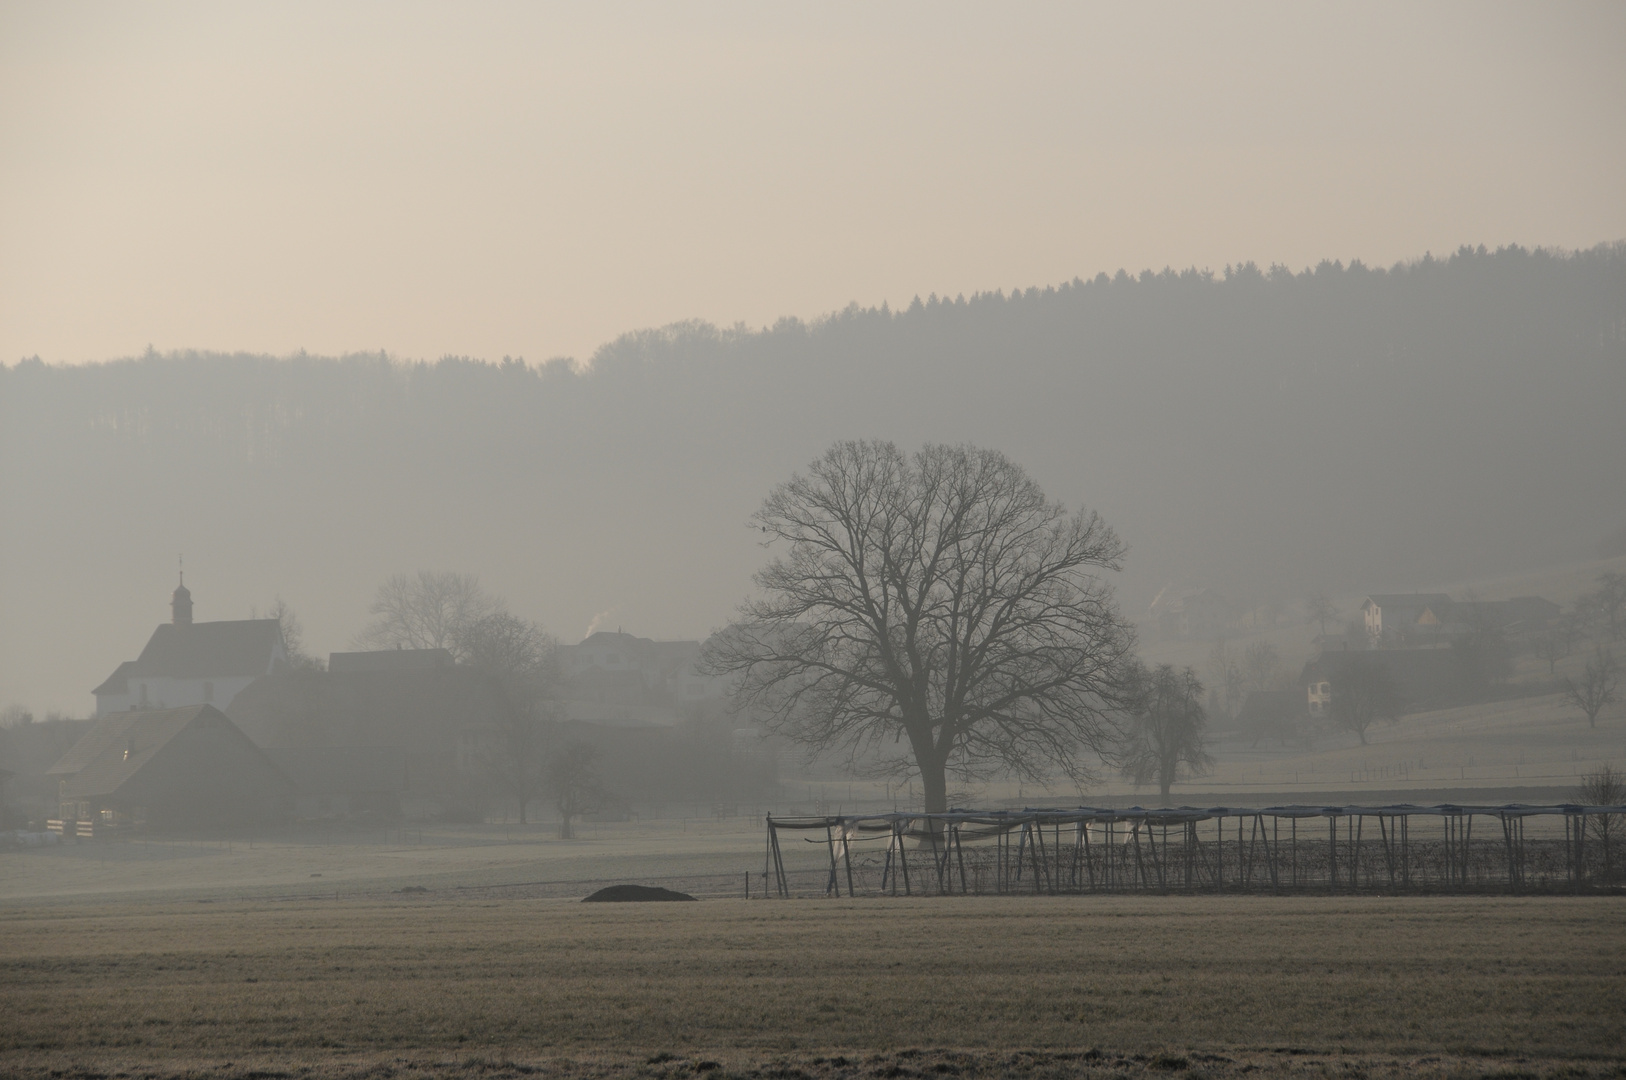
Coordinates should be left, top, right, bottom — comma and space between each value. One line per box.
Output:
2, 893, 1623, 1079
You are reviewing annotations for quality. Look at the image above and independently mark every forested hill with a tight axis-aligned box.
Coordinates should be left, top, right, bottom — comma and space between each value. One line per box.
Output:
3, 243, 1624, 711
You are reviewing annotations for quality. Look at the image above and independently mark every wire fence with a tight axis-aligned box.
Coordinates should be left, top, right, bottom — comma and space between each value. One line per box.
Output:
764, 805, 1626, 898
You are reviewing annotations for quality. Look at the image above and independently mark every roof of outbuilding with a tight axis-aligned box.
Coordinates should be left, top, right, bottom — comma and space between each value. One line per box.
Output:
92, 660, 138, 696
129, 620, 284, 680
1363, 593, 1453, 610
46, 706, 247, 798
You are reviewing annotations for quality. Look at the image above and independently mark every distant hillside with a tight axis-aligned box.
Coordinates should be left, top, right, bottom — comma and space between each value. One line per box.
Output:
2, 242, 1623, 712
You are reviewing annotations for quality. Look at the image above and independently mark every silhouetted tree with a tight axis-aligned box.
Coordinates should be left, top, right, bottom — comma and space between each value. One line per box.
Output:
1564, 646, 1619, 729
705, 440, 1136, 814
254, 597, 324, 671
1577, 764, 1625, 882
1534, 613, 1582, 677
547, 740, 606, 840
1307, 594, 1338, 637
354, 571, 499, 660
1330, 655, 1401, 745
461, 611, 558, 823
1118, 663, 1213, 801
1242, 640, 1280, 694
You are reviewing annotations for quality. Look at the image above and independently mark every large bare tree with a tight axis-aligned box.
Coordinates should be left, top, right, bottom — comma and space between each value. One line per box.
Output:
705, 440, 1135, 814
353, 571, 499, 660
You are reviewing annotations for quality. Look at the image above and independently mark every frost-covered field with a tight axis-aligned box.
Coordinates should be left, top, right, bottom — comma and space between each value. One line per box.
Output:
2, 894, 1622, 1079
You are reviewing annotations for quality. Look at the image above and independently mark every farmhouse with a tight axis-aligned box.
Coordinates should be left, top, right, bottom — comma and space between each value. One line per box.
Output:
92, 576, 286, 715
1361, 593, 1454, 646
46, 705, 291, 837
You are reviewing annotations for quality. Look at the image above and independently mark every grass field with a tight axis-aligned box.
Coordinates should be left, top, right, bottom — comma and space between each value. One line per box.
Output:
3, 893, 1623, 1079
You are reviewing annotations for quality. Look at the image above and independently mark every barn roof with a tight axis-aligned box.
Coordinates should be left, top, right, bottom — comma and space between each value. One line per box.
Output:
129, 620, 284, 680
46, 706, 271, 799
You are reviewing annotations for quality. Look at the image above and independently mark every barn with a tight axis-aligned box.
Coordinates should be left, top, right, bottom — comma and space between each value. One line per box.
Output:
46, 705, 291, 837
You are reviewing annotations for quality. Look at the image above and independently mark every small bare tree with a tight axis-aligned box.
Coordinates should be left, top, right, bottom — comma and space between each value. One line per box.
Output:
462, 611, 558, 824
1577, 764, 1624, 882
1205, 640, 1246, 723
254, 597, 325, 671
1242, 640, 1280, 694
1118, 663, 1214, 802
1534, 613, 1581, 677
353, 571, 500, 660
1307, 593, 1338, 637
1330, 654, 1401, 745
547, 740, 606, 840
1564, 646, 1619, 729
705, 441, 1136, 814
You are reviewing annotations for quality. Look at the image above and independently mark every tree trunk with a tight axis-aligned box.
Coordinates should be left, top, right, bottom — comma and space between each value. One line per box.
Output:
1159, 780, 1172, 803
558, 796, 574, 840
920, 764, 948, 814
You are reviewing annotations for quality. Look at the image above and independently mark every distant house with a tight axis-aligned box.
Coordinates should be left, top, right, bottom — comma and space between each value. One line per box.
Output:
92, 577, 286, 716
1147, 584, 1234, 640
1361, 594, 1454, 647
262, 746, 407, 819
45, 705, 291, 836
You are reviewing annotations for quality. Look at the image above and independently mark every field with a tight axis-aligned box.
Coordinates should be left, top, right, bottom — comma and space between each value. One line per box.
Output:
2, 893, 1624, 1080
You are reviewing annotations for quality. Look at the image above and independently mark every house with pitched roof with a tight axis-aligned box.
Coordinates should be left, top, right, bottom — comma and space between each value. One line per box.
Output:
1360, 593, 1455, 647
46, 705, 291, 836
92, 576, 286, 716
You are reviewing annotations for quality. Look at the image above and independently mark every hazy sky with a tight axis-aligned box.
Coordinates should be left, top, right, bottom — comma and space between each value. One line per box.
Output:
2, 2, 1623, 367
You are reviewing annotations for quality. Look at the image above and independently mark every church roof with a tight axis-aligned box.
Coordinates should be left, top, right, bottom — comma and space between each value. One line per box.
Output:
129, 620, 284, 680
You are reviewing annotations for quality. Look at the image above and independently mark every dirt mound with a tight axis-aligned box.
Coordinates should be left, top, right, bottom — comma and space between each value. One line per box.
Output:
581, 884, 697, 903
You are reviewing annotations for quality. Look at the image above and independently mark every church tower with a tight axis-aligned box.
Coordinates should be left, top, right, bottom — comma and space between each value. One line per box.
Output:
171, 571, 193, 625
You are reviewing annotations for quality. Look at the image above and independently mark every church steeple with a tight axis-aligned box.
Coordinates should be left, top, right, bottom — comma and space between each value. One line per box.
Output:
171, 563, 193, 625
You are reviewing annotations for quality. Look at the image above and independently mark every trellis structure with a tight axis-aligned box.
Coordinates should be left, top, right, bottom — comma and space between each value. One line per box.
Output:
762, 805, 1626, 898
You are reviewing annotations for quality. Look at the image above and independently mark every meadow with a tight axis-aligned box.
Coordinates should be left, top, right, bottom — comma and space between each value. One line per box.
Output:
2, 893, 1623, 1079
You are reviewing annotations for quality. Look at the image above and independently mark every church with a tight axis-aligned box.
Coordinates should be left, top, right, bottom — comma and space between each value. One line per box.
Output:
91, 576, 287, 716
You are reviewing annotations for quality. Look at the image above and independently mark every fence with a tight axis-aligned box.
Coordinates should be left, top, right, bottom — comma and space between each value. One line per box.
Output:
763, 804, 1626, 898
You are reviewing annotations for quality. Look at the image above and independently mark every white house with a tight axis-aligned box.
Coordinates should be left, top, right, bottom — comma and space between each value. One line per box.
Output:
92, 577, 286, 716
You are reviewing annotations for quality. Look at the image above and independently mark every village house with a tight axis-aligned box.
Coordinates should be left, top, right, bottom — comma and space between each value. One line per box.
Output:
45, 705, 291, 837
92, 576, 286, 715
1361, 593, 1454, 647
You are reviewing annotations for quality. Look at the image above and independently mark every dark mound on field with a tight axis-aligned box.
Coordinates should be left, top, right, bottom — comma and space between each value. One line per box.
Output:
582, 884, 697, 902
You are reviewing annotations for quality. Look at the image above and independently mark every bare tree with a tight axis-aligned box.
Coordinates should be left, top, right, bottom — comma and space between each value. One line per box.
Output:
1534, 613, 1581, 677
1205, 639, 1245, 723
254, 597, 324, 671
1590, 572, 1626, 643
1307, 593, 1339, 638
353, 571, 499, 660
1577, 764, 1625, 882
547, 740, 606, 840
1564, 646, 1619, 729
1118, 663, 1214, 802
704, 441, 1136, 814
461, 611, 558, 823
1330, 654, 1401, 745
1242, 640, 1280, 694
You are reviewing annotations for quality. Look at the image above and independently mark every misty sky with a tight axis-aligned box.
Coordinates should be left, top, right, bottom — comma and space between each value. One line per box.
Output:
2, 2, 1623, 368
